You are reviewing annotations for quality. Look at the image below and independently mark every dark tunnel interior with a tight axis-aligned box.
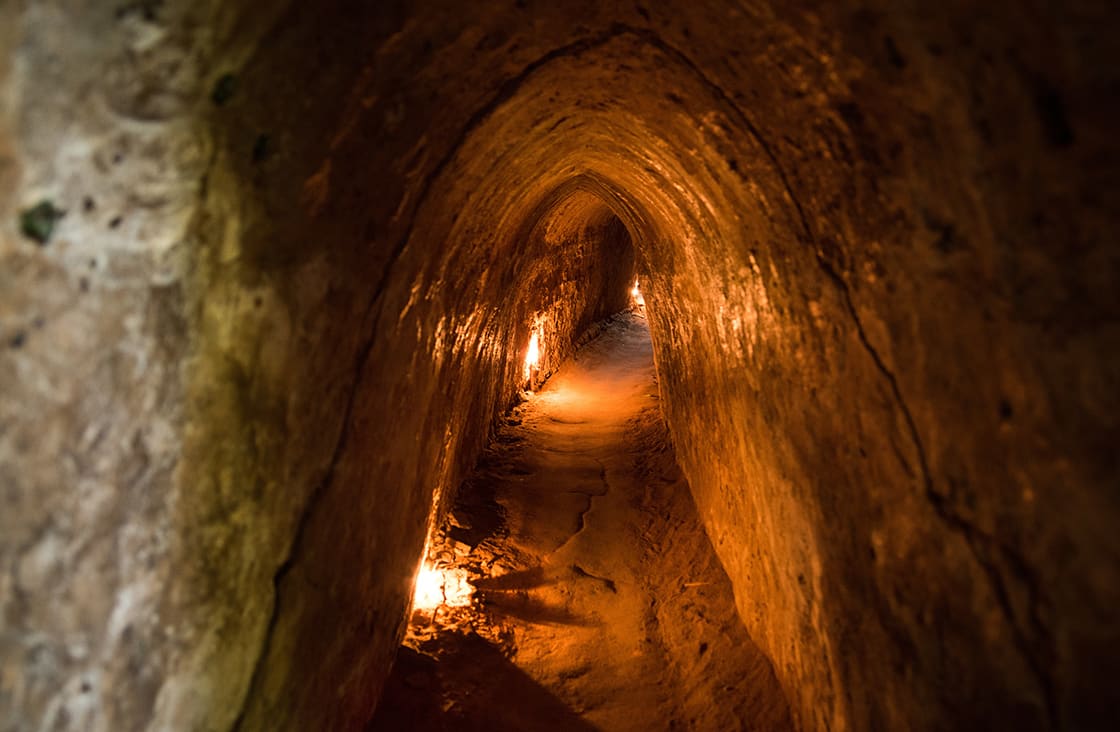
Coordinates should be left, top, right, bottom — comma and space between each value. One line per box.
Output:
1, 1, 1118, 731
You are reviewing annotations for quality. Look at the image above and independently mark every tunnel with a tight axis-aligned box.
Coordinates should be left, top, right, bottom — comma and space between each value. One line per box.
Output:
1, 1, 1118, 731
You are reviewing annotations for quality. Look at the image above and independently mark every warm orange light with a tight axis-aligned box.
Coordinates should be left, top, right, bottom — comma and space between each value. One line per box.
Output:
631, 279, 645, 307
412, 562, 472, 611
523, 329, 541, 382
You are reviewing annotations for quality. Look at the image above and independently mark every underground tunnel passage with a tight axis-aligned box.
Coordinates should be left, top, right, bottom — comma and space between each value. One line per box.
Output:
1, 1, 1118, 731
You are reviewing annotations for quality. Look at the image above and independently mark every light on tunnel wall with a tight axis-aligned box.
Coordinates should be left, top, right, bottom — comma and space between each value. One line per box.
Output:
412, 561, 472, 612
631, 278, 645, 309
523, 316, 545, 387
524, 331, 540, 379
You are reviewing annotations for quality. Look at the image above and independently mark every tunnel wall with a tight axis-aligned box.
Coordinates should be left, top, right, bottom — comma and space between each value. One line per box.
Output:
2, 1, 1117, 731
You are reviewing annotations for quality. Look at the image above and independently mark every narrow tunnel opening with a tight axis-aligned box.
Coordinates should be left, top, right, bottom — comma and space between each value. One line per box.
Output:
409, 232, 650, 623
376, 301, 792, 731
499, 185, 640, 395
362, 174, 797, 728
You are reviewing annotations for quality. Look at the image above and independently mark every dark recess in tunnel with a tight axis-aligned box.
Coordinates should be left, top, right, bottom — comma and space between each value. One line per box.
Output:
1, 1, 1117, 731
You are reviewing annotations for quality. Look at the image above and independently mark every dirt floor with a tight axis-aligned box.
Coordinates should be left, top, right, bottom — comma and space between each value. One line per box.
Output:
369, 313, 792, 731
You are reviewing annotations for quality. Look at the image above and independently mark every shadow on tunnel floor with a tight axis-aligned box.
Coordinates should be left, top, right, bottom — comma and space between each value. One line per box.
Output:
368, 632, 599, 732
477, 586, 596, 627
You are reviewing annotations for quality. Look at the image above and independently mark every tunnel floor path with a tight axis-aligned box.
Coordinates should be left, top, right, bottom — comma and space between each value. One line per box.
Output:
370, 313, 791, 731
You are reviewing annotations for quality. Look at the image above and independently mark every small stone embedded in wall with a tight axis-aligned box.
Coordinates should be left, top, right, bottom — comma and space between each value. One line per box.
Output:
252, 133, 272, 163
19, 200, 64, 245
211, 73, 237, 106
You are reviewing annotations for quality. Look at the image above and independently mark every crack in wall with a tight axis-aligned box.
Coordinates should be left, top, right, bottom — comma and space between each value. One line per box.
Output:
229, 292, 386, 731
630, 25, 1061, 726
753, 79, 1063, 723
833, 270, 1059, 728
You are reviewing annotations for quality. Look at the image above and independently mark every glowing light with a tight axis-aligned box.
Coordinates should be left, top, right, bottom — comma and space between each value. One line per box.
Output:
631, 279, 645, 307
523, 328, 541, 382
412, 563, 472, 611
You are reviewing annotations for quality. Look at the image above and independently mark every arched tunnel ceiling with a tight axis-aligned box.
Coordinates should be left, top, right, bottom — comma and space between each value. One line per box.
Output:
0, 1, 1116, 731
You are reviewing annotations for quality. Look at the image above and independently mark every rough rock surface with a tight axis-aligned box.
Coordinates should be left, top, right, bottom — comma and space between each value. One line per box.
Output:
1, 1, 1117, 731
